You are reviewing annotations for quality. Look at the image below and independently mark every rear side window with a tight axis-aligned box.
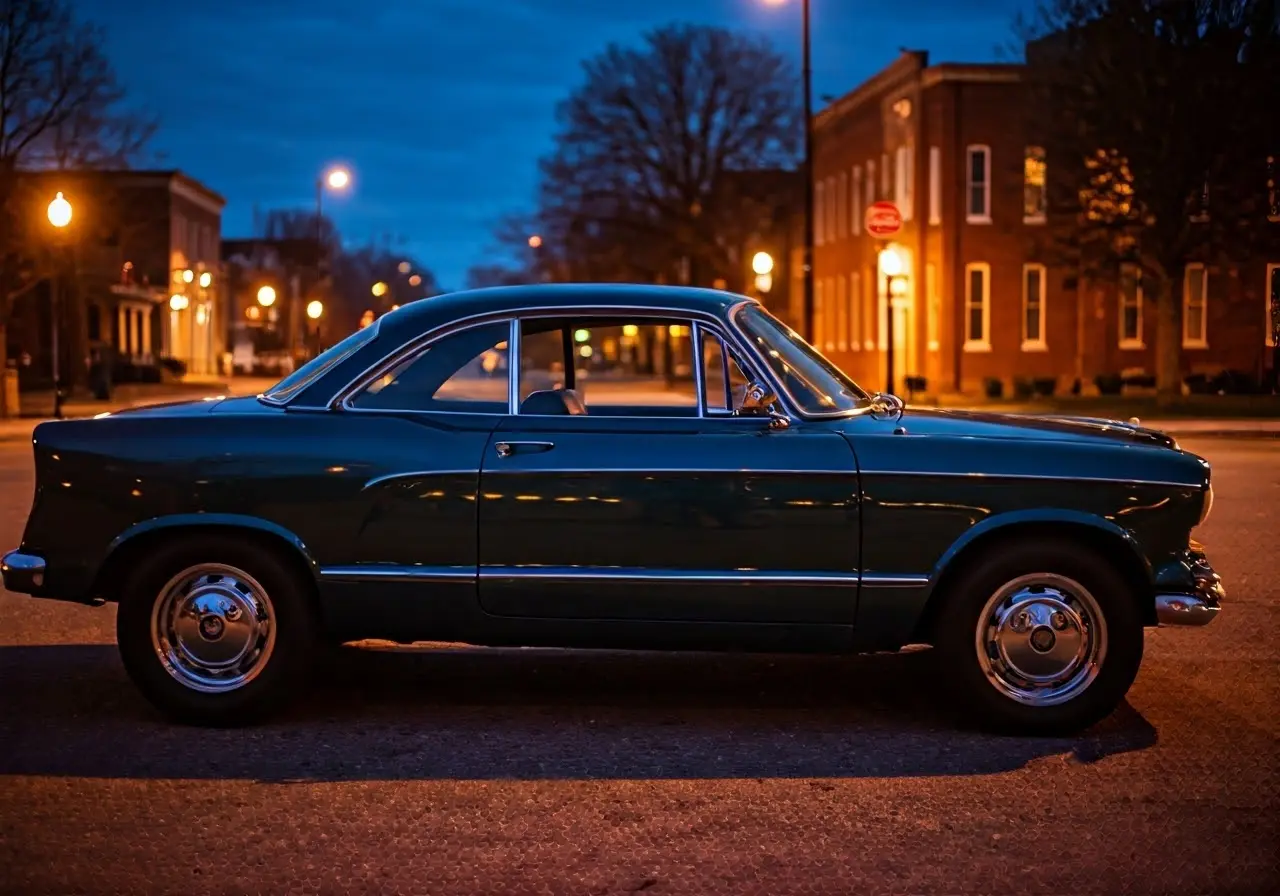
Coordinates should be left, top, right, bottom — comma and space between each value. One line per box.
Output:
349, 321, 510, 414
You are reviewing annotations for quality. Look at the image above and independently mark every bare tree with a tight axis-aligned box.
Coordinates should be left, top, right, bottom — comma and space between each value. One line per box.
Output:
1021, 0, 1279, 397
529, 23, 801, 286
0, 0, 155, 406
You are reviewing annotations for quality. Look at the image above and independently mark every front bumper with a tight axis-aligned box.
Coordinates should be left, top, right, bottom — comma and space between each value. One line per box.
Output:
1154, 542, 1223, 626
1, 550, 46, 594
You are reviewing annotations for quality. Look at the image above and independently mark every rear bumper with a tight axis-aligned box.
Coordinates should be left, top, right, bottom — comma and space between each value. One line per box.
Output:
1154, 544, 1223, 627
1, 550, 46, 594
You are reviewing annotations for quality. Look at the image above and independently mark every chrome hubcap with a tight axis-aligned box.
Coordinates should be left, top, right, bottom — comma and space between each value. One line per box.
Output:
975, 573, 1106, 707
150, 563, 276, 694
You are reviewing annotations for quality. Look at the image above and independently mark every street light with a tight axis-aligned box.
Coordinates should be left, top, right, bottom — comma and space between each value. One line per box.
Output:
751, 251, 775, 275
325, 168, 350, 190
760, 0, 813, 343
316, 164, 351, 257
257, 285, 277, 307
306, 300, 324, 320
45, 192, 73, 418
878, 245, 909, 397
528, 234, 543, 249
181, 269, 194, 283
169, 294, 189, 311
371, 281, 388, 297
198, 271, 212, 288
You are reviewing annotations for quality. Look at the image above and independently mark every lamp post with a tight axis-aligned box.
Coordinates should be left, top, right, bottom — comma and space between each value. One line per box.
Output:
305, 299, 324, 358
315, 166, 350, 262
46, 192, 73, 419
761, 0, 813, 341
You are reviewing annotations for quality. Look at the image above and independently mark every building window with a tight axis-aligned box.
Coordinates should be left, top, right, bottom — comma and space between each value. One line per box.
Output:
881, 153, 890, 197
863, 266, 875, 350
1266, 264, 1277, 348
850, 271, 861, 349
1119, 265, 1144, 349
836, 274, 848, 350
1022, 264, 1047, 350
828, 177, 838, 243
826, 277, 838, 351
815, 180, 825, 246
1268, 156, 1279, 222
966, 145, 991, 223
928, 146, 941, 226
814, 278, 825, 346
1024, 146, 1047, 223
895, 144, 913, 220
852, 166, 862, 235
926, 263, 939, 352
866, 160, 876, 209
837, 172, 848, 239
1183, 263, 1208, 348
964, 262, 991, 351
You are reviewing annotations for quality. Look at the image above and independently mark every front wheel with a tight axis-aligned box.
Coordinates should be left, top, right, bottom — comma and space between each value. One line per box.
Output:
116, 535, 320, 726
932, 541, 1144, 735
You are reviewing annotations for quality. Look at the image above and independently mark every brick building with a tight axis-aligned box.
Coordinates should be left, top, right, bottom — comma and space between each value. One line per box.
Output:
10, 170, 227, 385
801, 50, 1279, 397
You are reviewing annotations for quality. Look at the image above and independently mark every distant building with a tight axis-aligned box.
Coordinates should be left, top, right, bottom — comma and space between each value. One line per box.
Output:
11, 169, 227, 384
807, 51, 1278, 396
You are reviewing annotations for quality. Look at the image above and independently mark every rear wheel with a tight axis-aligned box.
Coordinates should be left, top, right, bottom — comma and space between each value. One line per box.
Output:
933, 540, 1144, 735
116, 535, 319, 726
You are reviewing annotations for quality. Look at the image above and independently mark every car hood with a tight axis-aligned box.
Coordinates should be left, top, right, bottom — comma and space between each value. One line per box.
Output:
868, 406, 1179, 448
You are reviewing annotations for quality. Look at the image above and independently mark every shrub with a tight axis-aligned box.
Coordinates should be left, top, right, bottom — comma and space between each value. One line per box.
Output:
1095, 373, 1123, 395
983, 377, 1004, 399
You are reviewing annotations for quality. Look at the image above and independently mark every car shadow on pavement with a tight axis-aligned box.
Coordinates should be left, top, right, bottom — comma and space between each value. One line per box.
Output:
0, 643, 1157, 782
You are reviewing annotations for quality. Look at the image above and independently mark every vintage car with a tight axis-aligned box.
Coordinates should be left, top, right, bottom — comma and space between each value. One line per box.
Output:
2, 284, 1223, 732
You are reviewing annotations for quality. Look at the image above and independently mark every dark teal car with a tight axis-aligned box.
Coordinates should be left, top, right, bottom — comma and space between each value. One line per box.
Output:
2, 284, 1223, 732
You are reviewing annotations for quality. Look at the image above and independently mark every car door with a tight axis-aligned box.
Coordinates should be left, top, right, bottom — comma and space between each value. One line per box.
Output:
476, 312, 861, 625
328, 318, 512, 596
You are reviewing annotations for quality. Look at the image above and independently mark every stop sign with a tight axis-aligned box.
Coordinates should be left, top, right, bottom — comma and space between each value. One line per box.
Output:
865, 201, 903, 238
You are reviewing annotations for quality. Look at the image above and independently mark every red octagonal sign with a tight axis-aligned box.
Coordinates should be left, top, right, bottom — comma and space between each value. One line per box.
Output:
865, 201, 902, 238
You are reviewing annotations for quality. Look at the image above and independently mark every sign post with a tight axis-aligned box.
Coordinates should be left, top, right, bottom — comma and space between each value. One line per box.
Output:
865, 202, 904, 396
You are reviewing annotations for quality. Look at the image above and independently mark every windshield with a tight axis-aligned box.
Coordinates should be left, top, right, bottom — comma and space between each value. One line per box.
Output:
733, 304, 870, 415
261, 321, 381, 404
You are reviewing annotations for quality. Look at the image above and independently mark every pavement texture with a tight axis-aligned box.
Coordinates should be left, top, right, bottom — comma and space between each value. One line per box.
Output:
1, 437, 1278, 894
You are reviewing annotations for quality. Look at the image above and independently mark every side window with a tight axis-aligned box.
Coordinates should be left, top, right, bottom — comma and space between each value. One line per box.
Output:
518, 317, 697, 416
350, 321, 509, 413
700, 330, 751, 414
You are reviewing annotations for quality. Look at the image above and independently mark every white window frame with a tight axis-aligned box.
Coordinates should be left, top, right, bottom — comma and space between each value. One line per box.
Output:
850, 270, 861, 349
963, 262, 991, 352
966, 145, 992, 224
1024, 145, 1047, 225
928, 146, 941, 226
1182, 263, 1209, 349
1021, 263, 1047, 351
815, 180, 825, 246
926, 263, 939, 351
852, 166, 862, 235
836, 274, 848, 351
1266, 263, 1277, 348
1119, 266, 1144, 350
895, 144, 914, 221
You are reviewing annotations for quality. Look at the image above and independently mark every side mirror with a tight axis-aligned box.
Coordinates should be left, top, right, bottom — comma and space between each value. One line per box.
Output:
739, 382, 790, 430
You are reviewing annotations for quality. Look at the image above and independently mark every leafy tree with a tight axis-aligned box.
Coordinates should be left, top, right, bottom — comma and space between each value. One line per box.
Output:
1021, 0, 1279, 396
526, 22, 801, 287
0, 0, 154, 409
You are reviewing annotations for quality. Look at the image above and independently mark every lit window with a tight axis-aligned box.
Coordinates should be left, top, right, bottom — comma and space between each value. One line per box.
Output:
1182, 264, 1208, 348
836, 274, 847, 351
1024, 146, 1046, 223
926, 263, 939, 351
928, 147, 941, 226
967, 146, 991, 223
815, 181, 825, 246
1022, 264, 1047, 350
852, 166, 862, 235
964, 262, 990, 350
850, 271, 861, 349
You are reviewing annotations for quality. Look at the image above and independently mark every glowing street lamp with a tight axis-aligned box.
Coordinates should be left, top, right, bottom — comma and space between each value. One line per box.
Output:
878, 245, 910, 397
47, 192, 72, 229
325, 167, 350, 190
751, 251, 775, 275
306, 299, 324, 320
528, 234, 543, 249
169, 294, 189, 311
181, 269, 195, 283
45, 192, 73, 418
256, 285, 277, 307
198, 271, 212, 288
371, 281, 388, 297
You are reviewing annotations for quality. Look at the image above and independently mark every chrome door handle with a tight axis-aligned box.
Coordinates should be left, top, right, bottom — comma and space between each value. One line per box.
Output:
495, 440, 555, 458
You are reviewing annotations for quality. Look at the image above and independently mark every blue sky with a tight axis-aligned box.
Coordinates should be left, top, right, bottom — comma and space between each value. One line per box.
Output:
84, 0, 1026, 290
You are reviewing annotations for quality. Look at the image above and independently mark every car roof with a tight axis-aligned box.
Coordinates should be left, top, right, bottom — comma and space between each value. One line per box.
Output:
380, 283, 758, 334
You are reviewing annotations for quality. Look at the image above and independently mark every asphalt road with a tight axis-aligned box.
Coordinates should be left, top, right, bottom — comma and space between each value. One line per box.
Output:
1, 437, 1277, 895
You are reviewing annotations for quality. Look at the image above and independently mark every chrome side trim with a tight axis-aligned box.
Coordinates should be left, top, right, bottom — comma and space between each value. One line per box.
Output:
507, 317, 520, 415
478, 566, 860, 586
319, 565, 474, 583
479, 466, 855, 475
862, 469, 1201, 489
361, 470, 478, 490
860, 574, 930, 588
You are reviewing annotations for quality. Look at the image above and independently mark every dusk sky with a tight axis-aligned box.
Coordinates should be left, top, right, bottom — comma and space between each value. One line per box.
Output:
85, 0, 1027, 290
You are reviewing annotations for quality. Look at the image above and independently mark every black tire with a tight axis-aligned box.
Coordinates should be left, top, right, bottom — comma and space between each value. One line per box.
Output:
115, 534, 320, 726
932, 539, 1144, 736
